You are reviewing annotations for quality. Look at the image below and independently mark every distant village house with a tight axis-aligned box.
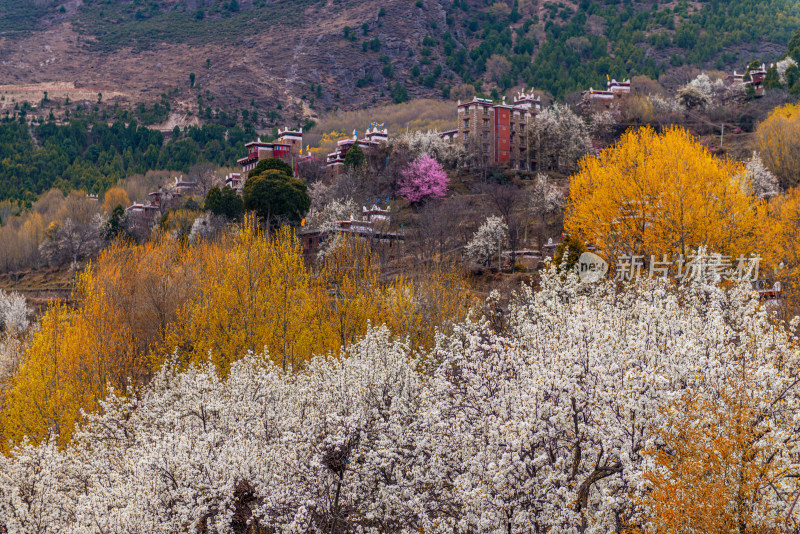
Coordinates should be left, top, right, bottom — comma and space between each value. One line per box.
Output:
326, 123, 389, 169
298, 201, 403, 263
727, 63, 767, 96
580, 78, 631, 109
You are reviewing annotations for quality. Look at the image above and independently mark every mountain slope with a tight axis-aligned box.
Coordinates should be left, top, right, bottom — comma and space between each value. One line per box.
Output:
0, 0, 798, 126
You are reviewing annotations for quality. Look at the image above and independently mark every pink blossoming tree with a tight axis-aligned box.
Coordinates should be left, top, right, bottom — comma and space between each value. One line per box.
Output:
396, 154, 449, 204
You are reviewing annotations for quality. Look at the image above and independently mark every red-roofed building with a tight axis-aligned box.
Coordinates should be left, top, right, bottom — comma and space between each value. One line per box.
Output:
237, 127, 304, 176
727, 64, 767, 97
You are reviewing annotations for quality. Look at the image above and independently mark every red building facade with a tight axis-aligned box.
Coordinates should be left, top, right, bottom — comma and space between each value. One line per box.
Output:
494, 106, 511, 163
454, 91, 540, 169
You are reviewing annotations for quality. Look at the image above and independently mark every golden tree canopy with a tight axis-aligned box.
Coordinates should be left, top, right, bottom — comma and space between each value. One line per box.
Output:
101, 187, 130, 214
755, 102, 800, 190
565, 126, 762, 263
1, 220, 472, 450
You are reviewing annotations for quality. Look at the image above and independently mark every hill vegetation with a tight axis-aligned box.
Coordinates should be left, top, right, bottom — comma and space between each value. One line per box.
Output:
2, 0, 800, 121
4, 52, 800, 534
0, 120, 255, 205
68, 0, 800, 99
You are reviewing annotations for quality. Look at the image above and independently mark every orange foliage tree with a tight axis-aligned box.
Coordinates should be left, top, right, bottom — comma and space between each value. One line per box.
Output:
101, 187, 130, 214
761, 188, 800, 321
566, 126, 764, 266
2, 268, 140, 448
644, 386, 796, 533
163, 223, 317, 374
164, 225, 472, 374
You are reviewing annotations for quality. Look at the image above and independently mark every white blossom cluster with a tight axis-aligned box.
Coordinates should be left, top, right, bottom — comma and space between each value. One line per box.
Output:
743, 151, 780, 198
464, 216, 509, 266
776, 57, 798, 85
0, 289, 30, 335
688, 73, 726, 98
648, 94, 681, 114
678, 73, 742, 109
588, 110, 617, 139
530, 173, 563, 215
399, 130, 466, 168
536, 103, 592, 171
305, 197, 359, 233
2, 267, 800, 533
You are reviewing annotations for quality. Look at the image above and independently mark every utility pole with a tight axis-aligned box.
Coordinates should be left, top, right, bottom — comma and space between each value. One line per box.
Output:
498, 232, 502, 272
720, 123, 724, 148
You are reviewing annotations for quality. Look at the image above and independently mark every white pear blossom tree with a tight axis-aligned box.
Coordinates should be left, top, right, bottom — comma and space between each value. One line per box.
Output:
464, 216, 509, 267
530, 173, 563, 226
743, 151, 780, 198
535, 104, 591, 172
2, 267, 800, 533
777, 57, 798, 85
0, 290, 30, 335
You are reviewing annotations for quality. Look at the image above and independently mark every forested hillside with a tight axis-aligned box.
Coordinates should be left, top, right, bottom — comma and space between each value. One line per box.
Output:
3, 0, 800, 205
1, 0, 799, 120
0, 120, 254, 204
69, 0, 800, 100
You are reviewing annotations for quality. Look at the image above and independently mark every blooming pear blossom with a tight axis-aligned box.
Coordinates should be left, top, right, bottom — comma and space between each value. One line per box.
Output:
1, 266, 799, 533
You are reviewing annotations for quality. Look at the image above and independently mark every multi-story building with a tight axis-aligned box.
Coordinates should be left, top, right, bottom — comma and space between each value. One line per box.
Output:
453, 90, 540, 170
236, 127, 304, 176
580, 78, 631, 108
125, 201, 160, 229
326, 123, 389, 168
173, 176, 198, 196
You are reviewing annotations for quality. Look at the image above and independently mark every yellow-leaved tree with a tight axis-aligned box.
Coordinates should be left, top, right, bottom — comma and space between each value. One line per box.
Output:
101, 187, 130, 214
317, 235, 388, 350
566, 126, 764, 265
762, 188, 800, 321
755, 102, 800, 191
164, 227, 474, 374
1, 220, 473, 450
2, 267, 140, 448
644, 386, 795, 534
163, 222, 317, 374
